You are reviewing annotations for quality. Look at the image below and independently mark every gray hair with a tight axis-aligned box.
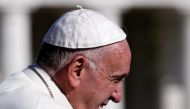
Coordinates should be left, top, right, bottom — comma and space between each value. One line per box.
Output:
36, 43, 99, 72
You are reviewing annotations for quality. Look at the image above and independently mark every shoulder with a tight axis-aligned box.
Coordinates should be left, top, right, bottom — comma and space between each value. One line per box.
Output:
0, 71, 72, 109
0, 71, 37, 108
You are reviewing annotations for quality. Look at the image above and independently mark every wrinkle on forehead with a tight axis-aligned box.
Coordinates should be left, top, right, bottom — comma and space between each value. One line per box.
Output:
91, 40, 131, 63
102, 40, 131, 63
92, 40, 131, 75
82, 40, 131, 78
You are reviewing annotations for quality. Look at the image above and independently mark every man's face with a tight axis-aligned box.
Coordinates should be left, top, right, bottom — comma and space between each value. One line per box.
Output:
79, 41, 131, 109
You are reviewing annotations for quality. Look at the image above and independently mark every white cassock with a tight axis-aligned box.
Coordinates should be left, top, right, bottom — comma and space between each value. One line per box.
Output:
0, 65, 73, 109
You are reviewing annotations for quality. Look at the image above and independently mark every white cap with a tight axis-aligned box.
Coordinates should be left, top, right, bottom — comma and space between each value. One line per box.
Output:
43, 8, 126, 49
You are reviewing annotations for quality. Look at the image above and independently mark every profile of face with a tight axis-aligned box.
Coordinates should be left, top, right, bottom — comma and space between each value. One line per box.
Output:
53, 40, 131, 109
82, 40, 131, 109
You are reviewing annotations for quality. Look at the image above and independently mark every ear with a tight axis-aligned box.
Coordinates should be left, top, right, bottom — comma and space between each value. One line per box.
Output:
67, 54, 88, 88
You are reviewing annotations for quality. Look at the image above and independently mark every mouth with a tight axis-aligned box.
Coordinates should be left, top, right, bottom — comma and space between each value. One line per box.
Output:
99, 101, 108, 109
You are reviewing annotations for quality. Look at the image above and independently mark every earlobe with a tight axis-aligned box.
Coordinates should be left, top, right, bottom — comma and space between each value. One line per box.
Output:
67, 55, 87, 88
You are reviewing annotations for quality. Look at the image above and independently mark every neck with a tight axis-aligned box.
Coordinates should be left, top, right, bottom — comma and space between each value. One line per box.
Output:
36, 62, 56, 77
66, 91, 87, 109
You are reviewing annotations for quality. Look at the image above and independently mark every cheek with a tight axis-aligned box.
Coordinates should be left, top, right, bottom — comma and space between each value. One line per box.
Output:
91, 83, 116, 96
83, 70, 116, 96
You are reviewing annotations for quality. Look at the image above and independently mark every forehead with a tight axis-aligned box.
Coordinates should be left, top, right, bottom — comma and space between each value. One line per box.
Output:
99, 41, 131, 76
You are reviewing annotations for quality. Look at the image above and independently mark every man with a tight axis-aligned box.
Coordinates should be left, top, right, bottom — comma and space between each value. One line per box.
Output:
0, 8, 131, 109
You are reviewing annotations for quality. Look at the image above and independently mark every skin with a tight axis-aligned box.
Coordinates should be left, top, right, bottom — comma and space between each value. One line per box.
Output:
50, 40, 131, 109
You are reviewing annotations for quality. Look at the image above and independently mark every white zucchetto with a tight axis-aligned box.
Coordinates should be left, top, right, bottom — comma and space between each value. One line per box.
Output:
43, 8, 126, 49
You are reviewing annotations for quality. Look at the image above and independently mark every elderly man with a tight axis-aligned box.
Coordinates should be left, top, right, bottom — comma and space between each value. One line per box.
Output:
0, 8, 131, 109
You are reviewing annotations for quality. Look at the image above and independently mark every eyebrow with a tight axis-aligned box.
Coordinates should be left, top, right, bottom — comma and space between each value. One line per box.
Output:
111, 73, 128, 80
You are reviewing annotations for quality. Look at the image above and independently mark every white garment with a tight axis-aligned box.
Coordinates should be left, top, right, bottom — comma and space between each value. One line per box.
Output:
0, 65, 73, 109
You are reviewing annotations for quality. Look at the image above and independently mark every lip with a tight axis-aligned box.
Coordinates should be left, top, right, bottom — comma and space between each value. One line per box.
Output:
100, 100, 109, 108
101, 103, 107, 107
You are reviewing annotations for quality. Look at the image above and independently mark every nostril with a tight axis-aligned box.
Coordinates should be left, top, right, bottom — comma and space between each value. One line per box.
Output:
110, 90, 122, 103
110, 97, 120, 103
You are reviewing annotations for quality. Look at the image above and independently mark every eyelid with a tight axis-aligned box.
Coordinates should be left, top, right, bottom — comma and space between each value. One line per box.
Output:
107, 72, 128, 83
111, 76, 125, 84
113, 74, 126, 80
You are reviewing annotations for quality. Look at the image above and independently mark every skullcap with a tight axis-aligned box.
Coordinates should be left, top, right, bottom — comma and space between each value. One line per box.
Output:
43, 8, 126, 49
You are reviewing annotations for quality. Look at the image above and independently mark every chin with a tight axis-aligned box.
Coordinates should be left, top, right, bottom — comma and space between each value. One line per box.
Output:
96, 106, 101, 109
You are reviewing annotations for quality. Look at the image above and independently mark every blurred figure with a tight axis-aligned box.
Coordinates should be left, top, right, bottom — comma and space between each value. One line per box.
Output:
0, 8, 131, 109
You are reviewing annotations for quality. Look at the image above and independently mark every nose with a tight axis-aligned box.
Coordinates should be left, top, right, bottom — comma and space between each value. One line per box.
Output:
111, 83, 122, 103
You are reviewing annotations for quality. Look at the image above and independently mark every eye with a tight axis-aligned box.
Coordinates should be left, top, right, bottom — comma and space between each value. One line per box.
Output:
107, 73, 127, 84
112, 79, 120, 84
111, 76, 123, 84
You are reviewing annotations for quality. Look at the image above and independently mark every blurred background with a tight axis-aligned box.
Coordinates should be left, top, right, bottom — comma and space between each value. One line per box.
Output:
0, 0, 190, 109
